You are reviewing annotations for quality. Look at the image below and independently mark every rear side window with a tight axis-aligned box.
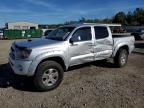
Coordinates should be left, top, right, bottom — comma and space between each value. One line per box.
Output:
94, 26, 109, 39
72, 27, 92, 42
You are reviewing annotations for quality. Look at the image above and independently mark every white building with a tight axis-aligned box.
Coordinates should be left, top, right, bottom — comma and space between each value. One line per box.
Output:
5, 21, 38, 30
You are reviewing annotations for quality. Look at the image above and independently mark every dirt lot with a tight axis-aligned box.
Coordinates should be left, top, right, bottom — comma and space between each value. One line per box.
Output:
0, 40, 144, 108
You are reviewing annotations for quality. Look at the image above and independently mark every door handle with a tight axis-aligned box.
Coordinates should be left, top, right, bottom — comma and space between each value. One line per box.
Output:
71, 44, 78, 46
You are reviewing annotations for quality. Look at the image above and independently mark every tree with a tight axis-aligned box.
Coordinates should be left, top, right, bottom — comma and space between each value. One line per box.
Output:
113, 12, 127, 25
133, 8, 144, 25
102, 18, 112, 23
63, 8, 144, 26
79, 17, 86, 22
64, 21, 78, 25
126, 11, 135, 25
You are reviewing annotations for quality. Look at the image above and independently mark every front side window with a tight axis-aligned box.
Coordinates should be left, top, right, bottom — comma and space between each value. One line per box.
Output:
72, 27, 92, 42
94, 26, 109, 39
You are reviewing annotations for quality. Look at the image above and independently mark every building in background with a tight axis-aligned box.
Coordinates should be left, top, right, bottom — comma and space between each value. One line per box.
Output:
5, 22, 38, 30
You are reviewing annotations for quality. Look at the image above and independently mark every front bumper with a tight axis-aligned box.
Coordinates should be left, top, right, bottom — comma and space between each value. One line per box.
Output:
9, 56, 32, 76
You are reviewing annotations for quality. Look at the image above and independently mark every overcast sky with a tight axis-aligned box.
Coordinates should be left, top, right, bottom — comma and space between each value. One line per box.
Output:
0, 0, 144, 26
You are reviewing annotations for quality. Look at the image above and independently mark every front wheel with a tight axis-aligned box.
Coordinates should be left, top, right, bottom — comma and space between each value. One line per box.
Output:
34, 61, 64, 91
114, 49, 128, 67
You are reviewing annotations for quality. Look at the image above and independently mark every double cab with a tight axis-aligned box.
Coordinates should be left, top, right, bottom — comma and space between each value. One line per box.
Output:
9, 23, 135, 91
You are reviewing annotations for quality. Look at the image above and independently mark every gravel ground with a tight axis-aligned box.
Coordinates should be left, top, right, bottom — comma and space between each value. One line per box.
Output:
0, 40, 144, 108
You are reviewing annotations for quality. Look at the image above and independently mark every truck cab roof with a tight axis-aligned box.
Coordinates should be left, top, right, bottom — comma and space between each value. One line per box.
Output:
63, 23, 121, 28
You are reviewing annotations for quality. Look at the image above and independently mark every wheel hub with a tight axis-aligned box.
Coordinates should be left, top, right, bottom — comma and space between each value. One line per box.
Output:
121, 53, 127, 65
42, 68, 59, 86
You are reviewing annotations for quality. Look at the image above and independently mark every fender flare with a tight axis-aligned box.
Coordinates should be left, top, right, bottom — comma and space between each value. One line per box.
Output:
112, 43, 129, 57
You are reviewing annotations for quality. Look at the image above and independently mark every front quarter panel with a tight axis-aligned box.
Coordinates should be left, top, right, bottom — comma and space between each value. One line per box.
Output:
27, 50, 67, 76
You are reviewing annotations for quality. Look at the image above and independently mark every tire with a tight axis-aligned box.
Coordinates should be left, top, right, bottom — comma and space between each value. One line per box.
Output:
114, 48, 128, 67
34, 61, 64, 91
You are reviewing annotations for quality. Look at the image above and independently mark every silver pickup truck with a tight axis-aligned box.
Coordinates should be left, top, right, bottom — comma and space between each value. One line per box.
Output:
9, 23, 135, 91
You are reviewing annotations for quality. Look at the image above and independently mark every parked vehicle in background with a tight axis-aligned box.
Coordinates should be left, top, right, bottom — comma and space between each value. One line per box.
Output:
0, 30, 3, 39
131, 29, 144, 40
9, 23, 135, 91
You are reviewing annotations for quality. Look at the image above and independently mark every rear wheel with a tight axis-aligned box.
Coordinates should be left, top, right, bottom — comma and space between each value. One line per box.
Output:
114, 48, 128, 67
34, 61, 64, 91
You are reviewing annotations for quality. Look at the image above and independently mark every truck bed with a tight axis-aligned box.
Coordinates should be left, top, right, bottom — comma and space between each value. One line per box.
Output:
113, 33, 135, 51
112, 33, 132, 38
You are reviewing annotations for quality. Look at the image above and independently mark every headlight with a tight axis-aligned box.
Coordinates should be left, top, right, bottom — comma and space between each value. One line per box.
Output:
17, 48, 32, 59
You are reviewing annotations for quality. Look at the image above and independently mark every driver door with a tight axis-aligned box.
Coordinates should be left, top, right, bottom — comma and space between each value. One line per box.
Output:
68, 27, 94, 66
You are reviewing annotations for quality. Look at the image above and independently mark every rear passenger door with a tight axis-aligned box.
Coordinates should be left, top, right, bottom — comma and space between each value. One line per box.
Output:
93, 26, 113, 60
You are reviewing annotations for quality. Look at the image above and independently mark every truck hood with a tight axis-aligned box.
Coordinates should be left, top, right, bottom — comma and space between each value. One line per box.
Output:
14, 38, 63, 49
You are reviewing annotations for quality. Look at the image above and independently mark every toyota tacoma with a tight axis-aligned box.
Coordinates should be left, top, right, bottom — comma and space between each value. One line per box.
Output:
9, 23, 135, 91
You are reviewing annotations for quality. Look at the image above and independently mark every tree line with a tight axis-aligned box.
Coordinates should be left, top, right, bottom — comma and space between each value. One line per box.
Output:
48, 8, 144, 28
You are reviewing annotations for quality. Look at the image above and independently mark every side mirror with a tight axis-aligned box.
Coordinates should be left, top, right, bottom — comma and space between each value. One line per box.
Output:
69, 38, 74, 44
69, 35, 81, 44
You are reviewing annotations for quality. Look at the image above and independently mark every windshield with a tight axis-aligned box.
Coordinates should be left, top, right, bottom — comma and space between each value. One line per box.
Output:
46, 27, 75, 41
